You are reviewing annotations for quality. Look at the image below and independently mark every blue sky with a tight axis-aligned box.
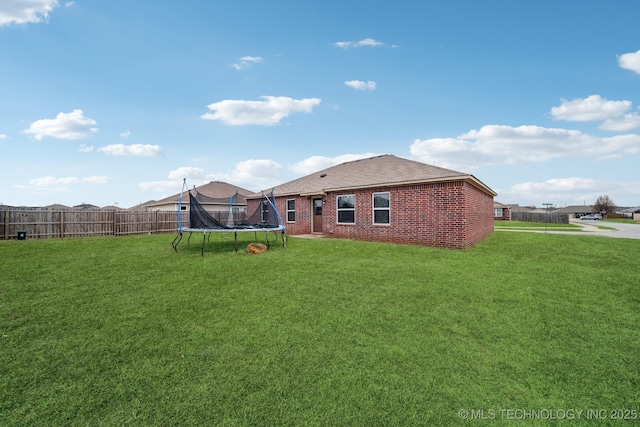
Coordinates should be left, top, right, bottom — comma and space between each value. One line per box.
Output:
1, 0, 639, 208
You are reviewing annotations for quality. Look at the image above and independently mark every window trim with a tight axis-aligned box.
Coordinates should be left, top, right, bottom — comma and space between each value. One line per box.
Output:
286, 199, 296, 223
494, 208, 503, 218
336, 194, 355, 224
372, 192, 390, 225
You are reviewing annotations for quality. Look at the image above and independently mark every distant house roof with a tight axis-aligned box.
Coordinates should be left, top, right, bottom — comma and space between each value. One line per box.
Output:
507, 204, 536, 213
555, 205, 593, 214
618, 206, 640, 214
494, 201, 509, 208
73, 203, 100, 210
254, 154, 496, 198
143, 181, 254, 208
44, 203, 71, 209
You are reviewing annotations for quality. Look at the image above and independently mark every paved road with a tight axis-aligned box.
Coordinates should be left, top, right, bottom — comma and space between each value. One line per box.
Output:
571, 219, 640, 239
496, 220, 640, 240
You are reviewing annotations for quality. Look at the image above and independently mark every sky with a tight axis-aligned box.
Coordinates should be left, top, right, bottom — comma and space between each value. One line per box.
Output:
1, 0, 640, 209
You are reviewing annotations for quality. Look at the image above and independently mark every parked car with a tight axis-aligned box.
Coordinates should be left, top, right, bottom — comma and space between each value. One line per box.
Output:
581, 214, 601, 220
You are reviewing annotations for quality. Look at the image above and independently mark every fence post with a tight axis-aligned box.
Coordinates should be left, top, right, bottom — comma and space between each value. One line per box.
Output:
3, 208, 8, 240
60, 211, 65, 238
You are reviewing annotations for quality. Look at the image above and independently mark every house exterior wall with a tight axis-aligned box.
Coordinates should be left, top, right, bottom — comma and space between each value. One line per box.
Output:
274, 195, 313, 235
269, 180, 494, 250
493, 207, 509, 220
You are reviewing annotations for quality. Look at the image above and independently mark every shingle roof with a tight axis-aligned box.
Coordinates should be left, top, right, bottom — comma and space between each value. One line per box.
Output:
146, 181, 254, 206
554, 205, 593, 214
258, 154, 496, 197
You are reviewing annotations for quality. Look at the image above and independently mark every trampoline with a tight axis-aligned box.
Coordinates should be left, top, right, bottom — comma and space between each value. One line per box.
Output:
172, 179, 286, 255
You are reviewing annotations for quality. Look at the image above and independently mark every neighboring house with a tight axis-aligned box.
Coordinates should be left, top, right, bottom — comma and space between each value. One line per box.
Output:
143, 181, 254, 223
507, 204, 536, 214
249, 154, 497, 250
44, 204, 71, 210
554, 205, 593, 218
73, 203, 100, 210
617, 206, 640, 219
494, 201, 510, 220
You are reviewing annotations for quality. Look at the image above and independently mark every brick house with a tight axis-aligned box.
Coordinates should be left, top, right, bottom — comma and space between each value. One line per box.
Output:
493, 201, 510, 220
249, 155, 497, 249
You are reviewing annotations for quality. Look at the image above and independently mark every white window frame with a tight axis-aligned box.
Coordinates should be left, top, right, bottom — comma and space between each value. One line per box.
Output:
372, 192, 390, 225
286, 199, 296, 223
494, 208, 503, 217
337, 194, 355, 224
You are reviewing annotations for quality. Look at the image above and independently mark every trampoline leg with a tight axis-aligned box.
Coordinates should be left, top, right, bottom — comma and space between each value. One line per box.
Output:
172, 231, 183, 252
201, 232, 206, 256
234, 231, 238, 253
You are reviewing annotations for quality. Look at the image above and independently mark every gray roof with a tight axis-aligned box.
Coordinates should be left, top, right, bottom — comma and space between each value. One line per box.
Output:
554, 205, 593, 214
258, 154, 496, 197
145, 181, 254, 207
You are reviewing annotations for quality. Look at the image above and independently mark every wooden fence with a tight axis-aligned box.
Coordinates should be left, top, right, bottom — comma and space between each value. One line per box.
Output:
0, 208, 187, 240
1, 208, 249, 240
510, 211, 569, 224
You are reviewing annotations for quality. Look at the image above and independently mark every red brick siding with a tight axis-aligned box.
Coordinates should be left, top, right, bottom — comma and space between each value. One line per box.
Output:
462, 183, 495, 249
276, 195, 313, 235
267, 181, 494, 249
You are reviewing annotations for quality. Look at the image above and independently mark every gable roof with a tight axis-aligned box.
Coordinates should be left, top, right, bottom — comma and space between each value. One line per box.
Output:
261, 154, 496, 197
145, 181, 254, 207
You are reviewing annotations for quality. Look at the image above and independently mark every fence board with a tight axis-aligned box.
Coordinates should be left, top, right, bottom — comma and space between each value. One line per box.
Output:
510, 211, 569, 224
0, 208, 188, 240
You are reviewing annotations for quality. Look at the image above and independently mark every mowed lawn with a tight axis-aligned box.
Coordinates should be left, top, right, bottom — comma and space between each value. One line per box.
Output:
1, 231, 639, 426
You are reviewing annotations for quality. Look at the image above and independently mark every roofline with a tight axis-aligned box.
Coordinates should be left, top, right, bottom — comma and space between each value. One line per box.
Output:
266, 175, 497, 198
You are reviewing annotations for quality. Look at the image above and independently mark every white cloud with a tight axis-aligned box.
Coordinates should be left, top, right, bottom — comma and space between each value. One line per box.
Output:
97, 144, 162, 157
22, 109, 98, 140
233, 56, 264, 70
78, 144, 94, 152
0, 134, 8, 140
410, 125, 640, 170
15, 175, 110, 198
599, 112, 640, 131
27, 175, 110, 187
0, 0, 59, 26
289, 153, 379, 175
201, 96, 321, 126
168, 167, 207, 181
345, 80, 376, 91
501, 177, 640, 207
120, 130, 131, 138
333, 38, 396, 49
205, 159, 282, 191
551, 95, 632, 122
618, 49, 640, 75
141, 159, 282, 196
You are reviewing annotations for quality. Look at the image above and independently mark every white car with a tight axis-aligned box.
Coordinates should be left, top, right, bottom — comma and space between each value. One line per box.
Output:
581, 214, 602, 220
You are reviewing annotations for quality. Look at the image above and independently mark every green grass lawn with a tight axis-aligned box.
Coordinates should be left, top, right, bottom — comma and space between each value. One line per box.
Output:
494, 221, 583, 231
2, 232, 639, 426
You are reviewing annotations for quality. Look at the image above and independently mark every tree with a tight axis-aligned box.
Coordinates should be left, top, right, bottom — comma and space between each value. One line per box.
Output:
592, 195, 616, 215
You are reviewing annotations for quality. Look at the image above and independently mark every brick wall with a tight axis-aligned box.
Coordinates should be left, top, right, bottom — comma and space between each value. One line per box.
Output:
276, 195, 313, 235
271, 181, 494, 249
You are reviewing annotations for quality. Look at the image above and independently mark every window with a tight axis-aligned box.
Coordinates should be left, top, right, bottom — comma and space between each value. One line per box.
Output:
494, 208, 503, 217
337, 195, 355, 224
373, 192, 390, 224
286, 199, 295, 222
